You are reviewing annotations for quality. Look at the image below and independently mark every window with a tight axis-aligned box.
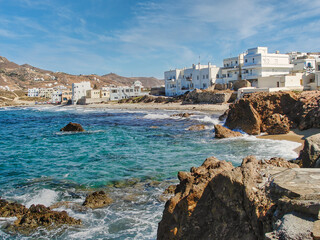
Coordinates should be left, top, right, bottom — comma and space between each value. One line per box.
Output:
203, 75, 205, 79
253, 58, 255, 63
197, 76, 199, 80
203, 83, 207, 88
318, 65, 320, 71
236, 61, 238, 64
245, 59, 248, 63
216, 74, 219, 78
206, 74, 208, 79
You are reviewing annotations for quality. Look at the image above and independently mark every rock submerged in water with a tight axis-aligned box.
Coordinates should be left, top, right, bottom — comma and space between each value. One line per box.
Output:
214, 124, 242, 138
187, 124, 206, 131
60, 122, 85, 132
0, 198, 81, 234
82, 191, 112, 209
171, 113, 194, 118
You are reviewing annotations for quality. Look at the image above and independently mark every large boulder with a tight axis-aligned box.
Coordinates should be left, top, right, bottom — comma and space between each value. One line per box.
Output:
82, 191, 112, 209
225, 99, 262, 135
0, 199, 81, 234
300, 133, 320, 168
60, 122, 85, 132
157, 156, 310, 240
214, 124, 242, 138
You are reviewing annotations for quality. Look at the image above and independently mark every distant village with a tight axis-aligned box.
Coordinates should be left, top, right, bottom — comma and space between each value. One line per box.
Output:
25, 46, 320, 105
27, 80, 147, 105
164, 46, 320, 97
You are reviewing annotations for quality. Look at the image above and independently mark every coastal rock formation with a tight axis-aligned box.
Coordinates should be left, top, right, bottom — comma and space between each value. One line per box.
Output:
214, 124, 242, 138
0, 199, 81, 234
187, 124, 206, 131
157, 156, 320, 240
184, 89, 232, 104
233, 80, 251, 91
225, 91, 320, 135
299, 133, 320, 168
82, 191, 112, 209
60, 122, 85, 132
225, 99, 262, 135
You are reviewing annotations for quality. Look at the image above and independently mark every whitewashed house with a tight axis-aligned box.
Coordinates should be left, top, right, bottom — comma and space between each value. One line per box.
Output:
39, 88, 54, 98
51, 89, 62, 103
216, 54, 244, 84
313, 60, 320, 90
72, 81, 92, 104
165, 63, 220, 96
27, 88, 40, 97
258, 73, 304, 89
102, 81, 145, 101
241, 47, 293, 86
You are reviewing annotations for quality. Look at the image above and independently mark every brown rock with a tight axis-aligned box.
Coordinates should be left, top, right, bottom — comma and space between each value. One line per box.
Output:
263, 113, 290, 135
312, 220, 320, 240
82, 191, 112, 209
157, 156, 309, 240
225, 99, 262, 135
214, 124, 242, 138
299, 133, 320, 168
187, 124, 206, 131
60, 122, 85, 132
0, 199, 81, 234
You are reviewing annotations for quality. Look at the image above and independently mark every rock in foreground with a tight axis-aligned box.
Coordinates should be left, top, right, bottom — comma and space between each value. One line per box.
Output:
299, 133, 320, 168
60, 122, 85, 132
157, 156, 320, 240
214, 124, 242, 138
82, 191, 112, 209
0, 199, 81, 234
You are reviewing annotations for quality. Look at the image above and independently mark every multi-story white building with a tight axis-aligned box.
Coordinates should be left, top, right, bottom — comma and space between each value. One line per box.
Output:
27, 88, 40, 97
216, 54, 244, 84
102, 81, 144, 101
165, 63, 219, 96
39, 88, 54, 98
51, 89, 62, 103
314, 60, 320, 90
72, 81, 92, 104
241, 47, 293, 86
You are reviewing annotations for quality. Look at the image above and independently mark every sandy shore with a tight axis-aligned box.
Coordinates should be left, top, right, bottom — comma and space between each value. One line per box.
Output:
79, 102, 230, 113
257, 128, 320, 153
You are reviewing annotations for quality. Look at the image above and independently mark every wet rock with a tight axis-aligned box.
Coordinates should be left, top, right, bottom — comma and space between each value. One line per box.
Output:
214, 124, 242, 138
171, 113, 194, 118
0, 199, 28, 218
0, 199, 81, 234
299, 133, 320, 168
82, 191, 112, 209
187, 124, 206, 131
218, 109, 229, 121
60, 122, 85, 132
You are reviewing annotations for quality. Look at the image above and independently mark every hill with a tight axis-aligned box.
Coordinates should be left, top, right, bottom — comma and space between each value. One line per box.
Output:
0, 56, 163, 91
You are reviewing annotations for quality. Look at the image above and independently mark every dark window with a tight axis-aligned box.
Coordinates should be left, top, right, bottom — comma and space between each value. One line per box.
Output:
245, 59, 248, 63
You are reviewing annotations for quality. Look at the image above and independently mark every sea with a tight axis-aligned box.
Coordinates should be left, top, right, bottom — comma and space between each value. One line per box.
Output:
0, 106, 301, 239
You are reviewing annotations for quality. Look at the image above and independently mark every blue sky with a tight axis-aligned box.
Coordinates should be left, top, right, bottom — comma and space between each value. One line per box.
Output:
0, 0, 319, 78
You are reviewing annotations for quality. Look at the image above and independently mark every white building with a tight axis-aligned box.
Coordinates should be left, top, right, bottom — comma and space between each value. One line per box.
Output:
258, 73, 303, 89
51, 89, 62, 103
216, 54, 244, 84
72, 81, 92, 104
314, 60, 320, 90
27, 88, 40, 97
165, 63, 220, 96
241, 47, 293, 86
103, 81, 144, 101
39, 88, 54, 98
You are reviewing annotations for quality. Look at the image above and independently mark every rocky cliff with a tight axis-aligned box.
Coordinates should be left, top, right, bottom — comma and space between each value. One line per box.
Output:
225, 91, 320, 135
157, 156, 320, 240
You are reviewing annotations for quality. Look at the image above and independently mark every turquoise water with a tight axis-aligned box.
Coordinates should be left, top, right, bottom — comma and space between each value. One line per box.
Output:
0, 106, 300, 239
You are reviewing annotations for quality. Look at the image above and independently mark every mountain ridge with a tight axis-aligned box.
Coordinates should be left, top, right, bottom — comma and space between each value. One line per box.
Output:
0, 56, 163, 90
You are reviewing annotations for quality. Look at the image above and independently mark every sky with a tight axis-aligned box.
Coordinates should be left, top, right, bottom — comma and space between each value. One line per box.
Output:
0, 0, 319, 79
